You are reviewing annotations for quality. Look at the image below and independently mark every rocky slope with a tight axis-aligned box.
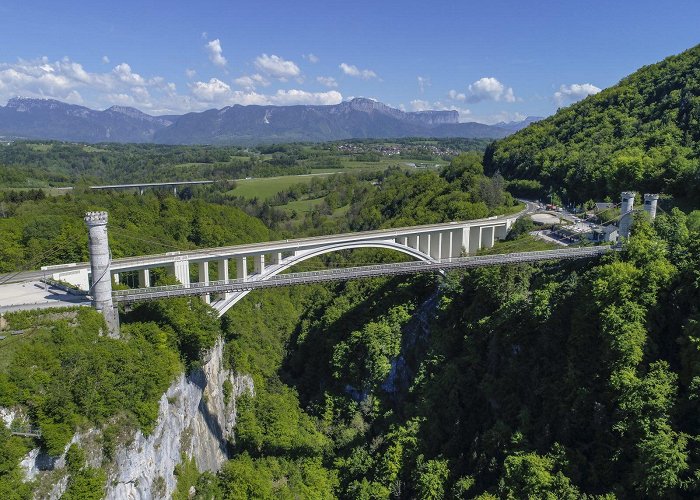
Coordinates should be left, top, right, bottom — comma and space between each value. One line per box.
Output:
18, 338, 253, 499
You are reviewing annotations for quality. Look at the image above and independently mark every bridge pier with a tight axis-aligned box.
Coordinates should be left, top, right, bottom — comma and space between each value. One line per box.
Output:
482, 226, 495, 249
429, 232, 441, 259
270, 252, 282, 265
419, 233, 430, 255
198, 261, 210, 304
407, 234, 419, 250
138, 268, 150, 287
468, 226, 480, 253
218, 259, 231, 299
495, 224, 508, 241
253, 255, 265, 274
441, 231, 452, 259
450, 229, 462, 257
172, 260, 190, 286
237, 256, 247, 280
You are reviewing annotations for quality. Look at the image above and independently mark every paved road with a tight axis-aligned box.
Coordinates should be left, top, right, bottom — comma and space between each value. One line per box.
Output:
0, 281, 90, 314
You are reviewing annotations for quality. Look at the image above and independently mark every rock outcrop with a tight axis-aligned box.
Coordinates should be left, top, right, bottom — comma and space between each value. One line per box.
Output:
106, 338, 253, 499
18, 337, 253, 500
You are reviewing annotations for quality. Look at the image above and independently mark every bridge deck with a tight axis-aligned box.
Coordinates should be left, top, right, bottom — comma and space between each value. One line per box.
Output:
113, 246, 611, 303
37, 213, 517, 275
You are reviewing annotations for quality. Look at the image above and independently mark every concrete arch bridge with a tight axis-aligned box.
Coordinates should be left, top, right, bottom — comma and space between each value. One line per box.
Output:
44, 214, 519, 323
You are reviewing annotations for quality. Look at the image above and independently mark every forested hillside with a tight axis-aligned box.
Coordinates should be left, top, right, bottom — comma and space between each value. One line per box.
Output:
206, 210, 700, 498
485, 44, 700, 204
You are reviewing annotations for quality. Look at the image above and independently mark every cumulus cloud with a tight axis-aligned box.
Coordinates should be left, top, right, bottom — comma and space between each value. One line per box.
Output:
0, 56, 182, 112
317, 76, 338, 88
234, 73, 270, 90
254, 54, 300, 79
185, 68, 196, 79
303, 53, 319, 63
101, 55, 110, 64
417, 76, 431, 93
339, 63, 377, 80
553, 83, 601, 106
447, 89, 466, 101
409, 99, 431, 111
189, 80, 341, 106
467, 77, 516, 103
271, 89, 341, 105
191, 77, 231, 101
0, 54, 344, 114
112, 63, 145, 86
206, 39, 227, 67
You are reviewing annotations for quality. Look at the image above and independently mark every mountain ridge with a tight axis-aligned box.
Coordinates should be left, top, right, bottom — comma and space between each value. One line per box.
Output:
0, 97, 532, 145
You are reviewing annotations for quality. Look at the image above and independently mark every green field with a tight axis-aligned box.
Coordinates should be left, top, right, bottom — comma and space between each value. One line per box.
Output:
278, 197, 326, 214
228, 159, 441, 201
228, 173, 334, 199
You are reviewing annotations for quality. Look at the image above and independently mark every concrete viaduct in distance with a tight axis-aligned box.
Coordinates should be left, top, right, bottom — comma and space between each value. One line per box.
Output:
90, 180, 215, 196
44, 212, 521, 332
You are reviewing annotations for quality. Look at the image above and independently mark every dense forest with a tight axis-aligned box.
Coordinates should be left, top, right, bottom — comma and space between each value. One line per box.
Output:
485, 44, 700, 205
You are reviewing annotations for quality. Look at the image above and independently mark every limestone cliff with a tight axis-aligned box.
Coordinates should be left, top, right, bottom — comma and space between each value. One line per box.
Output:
19, 337, 253, 499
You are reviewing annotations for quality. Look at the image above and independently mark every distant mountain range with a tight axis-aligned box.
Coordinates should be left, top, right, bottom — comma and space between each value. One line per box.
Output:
0, 97, 540, 145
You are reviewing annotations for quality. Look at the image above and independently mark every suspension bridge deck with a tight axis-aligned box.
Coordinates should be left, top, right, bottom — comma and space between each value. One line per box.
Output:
113, 246, 612, 304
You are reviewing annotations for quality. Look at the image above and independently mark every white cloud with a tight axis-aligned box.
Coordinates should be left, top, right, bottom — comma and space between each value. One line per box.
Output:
190, 78, 231, 101
409, 99, 431, 111
303, 53, 319, 63
188, 81, 341, 107
553, 83, 601, 106
185, 68, 196, 79
269, 89, 341, 105
112, 63, 145, 86
339, 63, 377, 80
417, 76, 431, 93
64, 90, 84, 104
254, 54, 300, 79
101, 55, 110, 64
447, 89, 466, 101
316, 76, 338, 88
206, 39, 227, 67
0, 55, 344, 114
467, 77, 516, 103
234, 73, 270, 90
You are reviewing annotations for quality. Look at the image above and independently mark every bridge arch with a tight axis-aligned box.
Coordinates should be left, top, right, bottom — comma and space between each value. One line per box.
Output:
214, 240, 436, 316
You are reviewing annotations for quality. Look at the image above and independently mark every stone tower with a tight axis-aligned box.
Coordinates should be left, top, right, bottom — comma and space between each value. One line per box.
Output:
618, 191, 635, 239
643, 193, 659, 220
84, 211, 119, 336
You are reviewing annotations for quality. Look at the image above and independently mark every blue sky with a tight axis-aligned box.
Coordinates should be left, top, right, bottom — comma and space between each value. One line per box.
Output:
0, 0, 698, 123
